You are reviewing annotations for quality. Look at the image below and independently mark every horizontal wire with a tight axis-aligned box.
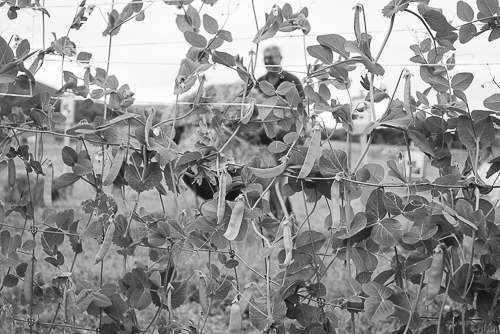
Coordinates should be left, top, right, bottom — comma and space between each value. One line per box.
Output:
39, 57, 500, 68
78, 28, 430, 48
4, 0, 161, 9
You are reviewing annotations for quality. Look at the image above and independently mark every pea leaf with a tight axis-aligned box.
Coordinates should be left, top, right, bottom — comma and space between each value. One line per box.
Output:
362, 282, 395, 321
484, 94, 500, 111
422, 9, 456, 32
371, 218, 403, 247
457, 1, 474, 22
53, 173, 80, 190
250, 291, 287, 331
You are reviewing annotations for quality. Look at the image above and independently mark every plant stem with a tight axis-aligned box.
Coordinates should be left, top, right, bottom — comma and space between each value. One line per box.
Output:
352, 14, 395, 172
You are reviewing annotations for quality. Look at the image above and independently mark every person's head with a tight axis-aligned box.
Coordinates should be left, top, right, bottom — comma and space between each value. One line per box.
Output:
263, 46, 282, 71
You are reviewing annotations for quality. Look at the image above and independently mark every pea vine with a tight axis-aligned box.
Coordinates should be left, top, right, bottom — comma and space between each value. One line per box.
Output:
1, 0, 500, 334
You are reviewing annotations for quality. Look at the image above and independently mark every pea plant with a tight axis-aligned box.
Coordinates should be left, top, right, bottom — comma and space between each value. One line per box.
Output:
1, 0, 500, 333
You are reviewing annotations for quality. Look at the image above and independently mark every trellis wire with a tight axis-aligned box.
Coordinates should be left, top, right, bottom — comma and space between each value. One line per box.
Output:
39, 56, 500, 67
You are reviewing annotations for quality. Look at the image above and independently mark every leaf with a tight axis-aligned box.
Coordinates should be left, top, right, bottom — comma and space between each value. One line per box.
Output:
484, 94, 500, 111
343, 278, 363, 302
362, 282, 395, 321
77, 52, 92, 63
130, 289, 151, 310
125, 162, 163, 192
317, 34, 349, 58
382, 0, 410, 17
451, 72, 473, 91
211, 51, 235, 67
307, 45, 333, 64
176, 15, 193, 33
250, 291, 287, 331
477, 0, 499, 16
371, 218, 403, 247
406, 129, 435, 156
203, 14, 218, 34
474, 117, 495, 148
62, 146, 78, 167
366, 188, 387, 224
253, 20, 280, 44
295, 230, 326, 254
457, 1, 474, 22
425, 116, 447, 133
54, 173, 80, 190
184, 31, 207, 48
73, 159, 93, 176
0, 36, 14, 66
422, 9, 456, 32
337, 212, 367, 239
459, 23, 477, 43
258, 81, 276, 96
319, 149, 348, 177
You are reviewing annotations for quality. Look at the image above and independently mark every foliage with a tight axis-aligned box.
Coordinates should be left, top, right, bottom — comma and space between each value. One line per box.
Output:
1, 0, 500, 334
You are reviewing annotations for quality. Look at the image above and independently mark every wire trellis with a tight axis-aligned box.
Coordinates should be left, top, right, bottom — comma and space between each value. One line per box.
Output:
2, 1, 499, 334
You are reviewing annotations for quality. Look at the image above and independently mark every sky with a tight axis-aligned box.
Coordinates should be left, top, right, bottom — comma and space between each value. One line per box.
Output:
1, 0, 499, 125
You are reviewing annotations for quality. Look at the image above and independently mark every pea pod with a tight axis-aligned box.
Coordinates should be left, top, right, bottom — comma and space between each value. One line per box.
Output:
280, 219, 293, 268
104, 147, 125, 186
0, 200, 4, 230
223, 195, 245, 241
228, 296, 242, 334
198, 271, 209, 314
403, 69, 414, 122
249, 160, 287, 179
23, 259, 36, 304
7, 159, 15, 188
217, 170, 228, 224
144, 108, 156, 148
112, 185, 128, 215
36, 132, 43, 161
239, 283, 254, 315
94, 222, 115, 265
43, 162, 53, 208
426, 246, 444, 304
330, 180, 341, 229
297, 124, 322, 179
240, 98, 256, 124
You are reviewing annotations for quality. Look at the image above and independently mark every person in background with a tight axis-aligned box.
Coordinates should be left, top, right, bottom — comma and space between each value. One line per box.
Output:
257, 46, 305, 98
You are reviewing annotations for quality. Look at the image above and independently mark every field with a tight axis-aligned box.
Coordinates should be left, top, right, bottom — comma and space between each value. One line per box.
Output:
0, 135, 477, 333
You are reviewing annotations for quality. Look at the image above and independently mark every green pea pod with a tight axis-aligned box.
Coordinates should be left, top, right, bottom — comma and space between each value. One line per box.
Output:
223, 196, 245, 241
104, 147, 125, 186
144, 108, 156, 148
198, 271, 209, 314
8, 159, 15, 188
249, 160, 287, 179
94, 222, 115, 265
0, 200, 4, 230
240, 98, 255, 124
23, 259, 36, 304
112, 185, 128, 215
43, 162, 53, 208
228, 296, 242, 334
239, 283, 254, 315
297, 124, 322, 179
280, 219, 293, 268
426, 246, 444, 304
217, 170, 228, 224
36, 132, 43, 161
330, 180, 341, 229
403, 69, 414, 122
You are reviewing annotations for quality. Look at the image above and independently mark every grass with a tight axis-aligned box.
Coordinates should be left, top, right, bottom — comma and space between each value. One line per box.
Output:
0, 137, 480, 333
